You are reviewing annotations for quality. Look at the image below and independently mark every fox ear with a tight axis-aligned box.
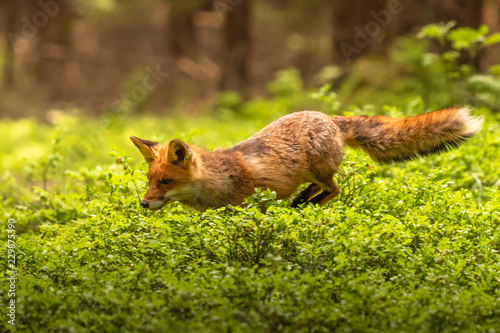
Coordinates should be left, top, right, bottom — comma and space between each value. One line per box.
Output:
167, 139, 193, 169
129, 136, 158, 165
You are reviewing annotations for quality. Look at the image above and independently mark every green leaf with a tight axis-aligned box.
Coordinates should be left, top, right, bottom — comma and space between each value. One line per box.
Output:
467, 74, 500, 92
441, 50, 459, 62
448, 27, 486, 50
488, 64, 500, 75
478, 24, 489, 36
485, 33, 500, 46
417, 21, 456, 40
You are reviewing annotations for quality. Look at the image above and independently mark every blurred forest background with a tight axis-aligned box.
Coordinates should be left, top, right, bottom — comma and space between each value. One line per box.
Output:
1, 0, 499, 118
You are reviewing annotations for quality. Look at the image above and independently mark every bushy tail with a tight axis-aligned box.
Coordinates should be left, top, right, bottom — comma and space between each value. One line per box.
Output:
333, 108, 484, 164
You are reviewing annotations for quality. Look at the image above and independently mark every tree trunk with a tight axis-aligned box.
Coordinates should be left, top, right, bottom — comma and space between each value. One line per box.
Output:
35, 1, 74, 100
427, 0, 483, 28
2, 0, 19, 87
331, 0, 388, 63
167, 1, 197, 57
219, 0, 251, 95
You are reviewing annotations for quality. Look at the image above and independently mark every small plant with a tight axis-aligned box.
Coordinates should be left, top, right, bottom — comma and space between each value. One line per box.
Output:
418, 21, 500, 69
27, 128, 65, 190
310, 84, 340, 113
243, 188, 287, 210
334, 156, 376, 207
418, 21, 500, 109
109, 145, 143, 203
266, 68, 303, 96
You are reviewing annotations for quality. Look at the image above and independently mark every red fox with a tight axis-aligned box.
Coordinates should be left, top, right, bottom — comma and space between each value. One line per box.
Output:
130, 108, 483, 211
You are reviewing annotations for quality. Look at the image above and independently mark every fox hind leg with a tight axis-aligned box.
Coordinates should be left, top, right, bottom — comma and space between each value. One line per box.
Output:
292, 183, 322, 207
308, 177, 340, 206
305, 147, 343, 206
292, 178, 340, 208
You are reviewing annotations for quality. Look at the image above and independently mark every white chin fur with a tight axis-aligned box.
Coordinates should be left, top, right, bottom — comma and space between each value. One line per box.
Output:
147, 200, 166, 210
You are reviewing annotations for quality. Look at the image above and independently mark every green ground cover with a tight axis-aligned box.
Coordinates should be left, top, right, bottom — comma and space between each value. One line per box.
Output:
2, 25, 500, 332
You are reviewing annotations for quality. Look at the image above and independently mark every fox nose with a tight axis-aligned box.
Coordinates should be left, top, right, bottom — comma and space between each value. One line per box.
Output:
140, 200, 149, 208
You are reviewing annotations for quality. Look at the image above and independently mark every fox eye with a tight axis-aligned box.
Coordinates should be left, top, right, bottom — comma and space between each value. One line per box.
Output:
160, 179, 173, 185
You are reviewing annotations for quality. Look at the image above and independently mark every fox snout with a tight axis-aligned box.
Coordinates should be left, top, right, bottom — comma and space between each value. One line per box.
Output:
140, 189, 167, 210
139, 196, 166, 210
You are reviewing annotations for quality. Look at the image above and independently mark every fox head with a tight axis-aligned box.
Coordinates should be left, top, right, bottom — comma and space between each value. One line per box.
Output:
130, 136, 199, 210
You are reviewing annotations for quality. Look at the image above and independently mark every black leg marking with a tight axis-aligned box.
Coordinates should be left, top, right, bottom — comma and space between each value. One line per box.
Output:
292, 183, 322, 207
308, 190, 332, 205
